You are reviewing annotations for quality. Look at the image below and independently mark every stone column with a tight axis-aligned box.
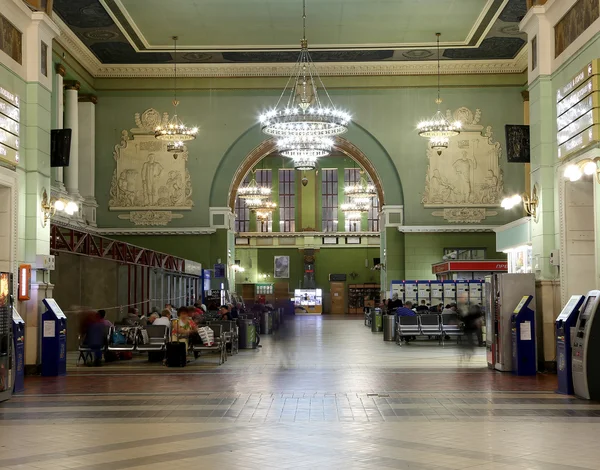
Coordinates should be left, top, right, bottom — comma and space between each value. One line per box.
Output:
54, 63, 66, 191
63, 80, 81, 201
78, 94, 98, 225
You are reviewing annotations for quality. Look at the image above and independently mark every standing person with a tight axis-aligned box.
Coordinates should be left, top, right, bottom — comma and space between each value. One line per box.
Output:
387, 294, 402, 313
416, 300, 429, 313
463, 304, 484, 347
98, 310, 112, 328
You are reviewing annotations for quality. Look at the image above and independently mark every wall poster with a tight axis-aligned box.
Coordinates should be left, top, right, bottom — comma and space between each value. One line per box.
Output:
274, 256, 290, 279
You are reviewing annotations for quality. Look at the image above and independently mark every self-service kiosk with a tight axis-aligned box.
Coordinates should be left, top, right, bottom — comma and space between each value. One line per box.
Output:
556, 295, 585, 395
404, 281, 418, 305
572, 291, 600, 400
468, 280, 484, 308
390, 281, 404, 302
511, 295, 536, 376
11, 308, 24, 393
430, 281, 444, 308
456, 280, 469, 312
41, 298, 67, 377
417, 281, 430, 307
443, 280, 456, 305
0, 272, 13, 402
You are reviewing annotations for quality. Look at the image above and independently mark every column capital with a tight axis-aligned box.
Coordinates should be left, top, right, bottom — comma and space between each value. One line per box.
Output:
64, 80, 80, 91
78, 94, 98, 104
55, 63, 66, 77
521, 90, 530, 101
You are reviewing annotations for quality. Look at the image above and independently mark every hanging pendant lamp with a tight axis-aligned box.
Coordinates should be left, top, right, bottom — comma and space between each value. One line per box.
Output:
155, 36, 198, 150
416, 33, 461, 154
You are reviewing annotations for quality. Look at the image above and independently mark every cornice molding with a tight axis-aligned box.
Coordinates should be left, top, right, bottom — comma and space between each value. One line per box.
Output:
398, 225, 499, 233
96, 227, 216, 235
493, 216, 531, 233
53, 16, 528, 79
237, 231, 381, 238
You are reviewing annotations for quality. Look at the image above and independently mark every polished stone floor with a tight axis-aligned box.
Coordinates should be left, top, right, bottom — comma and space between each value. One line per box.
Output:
1, 315, 599, 469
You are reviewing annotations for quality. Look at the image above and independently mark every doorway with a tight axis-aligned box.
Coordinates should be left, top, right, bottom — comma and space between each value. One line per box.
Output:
330, 282, 345, 314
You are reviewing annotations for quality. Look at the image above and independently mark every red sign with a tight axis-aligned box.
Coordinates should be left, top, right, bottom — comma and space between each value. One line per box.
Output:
432, 260, 508, 274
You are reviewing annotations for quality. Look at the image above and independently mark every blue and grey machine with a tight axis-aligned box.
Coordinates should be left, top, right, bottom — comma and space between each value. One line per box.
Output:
556, 295, 585, 395
417, 280, 430, 307
456, 280, 469, 312
511, 295, 536, 376
404, 281, 418, 305
41, 298, 67, 377
468, 280, 484, 308
390, 280, 404, 302
443, 280, 456, 305
572, 290, 600, 399
11, 307, 24, 393
430, 281, 444, 308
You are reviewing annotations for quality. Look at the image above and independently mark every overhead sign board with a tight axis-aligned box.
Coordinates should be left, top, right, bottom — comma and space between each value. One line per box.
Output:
557, 59, 600, 159
0, 86, 19, 166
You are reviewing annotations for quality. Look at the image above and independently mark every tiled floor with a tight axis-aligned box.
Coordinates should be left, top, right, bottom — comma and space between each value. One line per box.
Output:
1, 315, 599, 469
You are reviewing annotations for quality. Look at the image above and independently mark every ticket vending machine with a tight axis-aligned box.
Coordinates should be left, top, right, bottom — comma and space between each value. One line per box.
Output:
417, 281, 431, 307
41, 298, 67, 377
511, 295, 536, 376
572, 291, 600, 399
404, 281, 418, 305
0, 273, 14, 402
11, 308, 24, 393
390, 281, 404, 302
468, 280, 484, 308
556, 295, 585, 395
456, 280, 469, 312
430, 281, 444, 308
485, 273, 536, 372
443, 280, 456, 305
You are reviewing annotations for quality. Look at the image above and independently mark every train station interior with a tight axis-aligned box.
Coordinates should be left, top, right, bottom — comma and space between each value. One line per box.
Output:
2, 0, 600, 468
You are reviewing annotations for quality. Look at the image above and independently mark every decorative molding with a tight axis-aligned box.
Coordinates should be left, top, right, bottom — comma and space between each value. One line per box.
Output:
78, 94, 98, 104
422, 107, 504, 208
237, 231, 381, 238
55, 63, 66, 77
381, 205, 405, 227
95, 226, 216, 236
118, 211, 183, 226
53, 15, 528, 79
397, 225, 499, 233
431, 208, 498, 223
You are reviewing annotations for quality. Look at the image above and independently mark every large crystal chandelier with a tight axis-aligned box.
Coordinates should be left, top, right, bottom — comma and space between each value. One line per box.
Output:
238, 173, 272, 201
155, 36, 198, 150
252, 200, 277, 221
344, 171, 376, 204
341, 201, 369, 221
260, 0, 351, 144
416, 33, 461, 154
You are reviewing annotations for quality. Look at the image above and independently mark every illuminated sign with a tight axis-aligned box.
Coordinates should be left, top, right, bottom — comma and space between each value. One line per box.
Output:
0, 86, 19, 166
556, 59, 600, 159
18, 265, 31, 301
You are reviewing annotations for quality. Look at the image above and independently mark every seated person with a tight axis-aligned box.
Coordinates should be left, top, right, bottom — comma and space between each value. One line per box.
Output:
98, 310, 112, 328
153, 310, 172, 327
81, 311, 107, 367
396, 302, 417, 343
121, 307, 140, 326
219, 305, 232, 321
416, 300, 429, 313
172, 307, 197, 349
387, 294, 402, 312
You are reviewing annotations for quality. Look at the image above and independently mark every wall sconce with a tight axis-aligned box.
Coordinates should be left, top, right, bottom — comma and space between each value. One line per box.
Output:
232, 264, 245, 273
563, 158, 600, 183
41, 189, 79, 227
501, 185, 538, 219
259, 273, 271, 280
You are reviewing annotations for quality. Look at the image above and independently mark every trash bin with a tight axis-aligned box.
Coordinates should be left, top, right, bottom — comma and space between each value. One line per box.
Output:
238, 319, 257, 349
371, 308, 383, 332
383, 315, 396, 342
260, 311, 273, 335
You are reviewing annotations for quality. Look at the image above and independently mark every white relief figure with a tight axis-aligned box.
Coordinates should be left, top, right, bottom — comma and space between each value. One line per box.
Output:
117, 169, 138, 206
167, 170, 183, 205
141, 153, 163, 206
453, 150, 478, 203
430, 169, 456, 204
482, 169, 500, 204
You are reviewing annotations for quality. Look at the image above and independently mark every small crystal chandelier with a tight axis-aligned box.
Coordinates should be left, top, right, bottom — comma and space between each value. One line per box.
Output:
341, 201, 369, 221
252, 200, 277, 221
259, 0, 351, 139
344, 171, 376, 203
238, 173, 272, 200
155, 36, 198, 149
416, 33, 461, 153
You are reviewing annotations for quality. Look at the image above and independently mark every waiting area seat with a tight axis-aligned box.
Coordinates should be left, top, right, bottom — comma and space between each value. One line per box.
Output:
395, 312, 465, 346
136, 325, 168, 352
441, 313, 464, 344
396, 316, 420, 345
107, 326, 137, 352
192, 324, 227, 365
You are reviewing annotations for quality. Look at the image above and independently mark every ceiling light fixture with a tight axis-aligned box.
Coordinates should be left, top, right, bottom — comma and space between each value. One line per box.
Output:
155, 36, 198, 150
252, 200, 277, 221
417, 33, 461, 152
341, 201, 369, 221
238, 172, 272, 200
259, 0, 351, 142
344, 170, 376, 202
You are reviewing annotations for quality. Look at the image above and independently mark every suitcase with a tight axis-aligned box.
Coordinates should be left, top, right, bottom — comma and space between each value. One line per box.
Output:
166, 342, 187, 367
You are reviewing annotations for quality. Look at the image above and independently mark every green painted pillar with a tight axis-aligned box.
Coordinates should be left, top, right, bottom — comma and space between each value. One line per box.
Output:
385, 227, 405, 289
300, 170, 317, 230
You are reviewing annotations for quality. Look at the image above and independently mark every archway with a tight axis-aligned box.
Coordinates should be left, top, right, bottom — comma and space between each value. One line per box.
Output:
209, 122, 404, 210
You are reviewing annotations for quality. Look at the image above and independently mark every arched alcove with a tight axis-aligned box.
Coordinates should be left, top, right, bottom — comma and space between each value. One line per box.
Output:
209, 122, 404, 210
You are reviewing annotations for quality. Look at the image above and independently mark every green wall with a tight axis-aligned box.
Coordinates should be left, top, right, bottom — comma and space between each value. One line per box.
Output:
403, 232, 505, 280
113, 234, 213, 267
94, 85, 525, 229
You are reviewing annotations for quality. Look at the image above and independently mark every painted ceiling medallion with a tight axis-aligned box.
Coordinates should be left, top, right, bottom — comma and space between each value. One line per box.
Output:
259, 0, 351, 143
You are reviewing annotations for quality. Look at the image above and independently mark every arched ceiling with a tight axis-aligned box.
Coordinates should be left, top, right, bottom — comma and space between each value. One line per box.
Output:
53, 0, 527, 70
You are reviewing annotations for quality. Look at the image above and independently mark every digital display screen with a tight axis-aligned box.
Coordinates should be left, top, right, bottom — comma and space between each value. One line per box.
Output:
43, 298, 66, 319
513, 296, 530, 314
557, 295, 584, 321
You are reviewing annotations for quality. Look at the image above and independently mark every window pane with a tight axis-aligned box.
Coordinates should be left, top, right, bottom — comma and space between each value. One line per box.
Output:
279, 169, 295, 232
321, 169, 338, 232
256, 169, 273, 233
234, 173, 251, 232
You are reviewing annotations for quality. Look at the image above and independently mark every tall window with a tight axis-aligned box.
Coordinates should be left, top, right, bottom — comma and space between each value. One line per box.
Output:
234, 174, 250, 232
344, 168, 360, 232
255, 169, 272, 232
279, 169, 295, 232
321, 169, 338, 232
367, 175, 380, 232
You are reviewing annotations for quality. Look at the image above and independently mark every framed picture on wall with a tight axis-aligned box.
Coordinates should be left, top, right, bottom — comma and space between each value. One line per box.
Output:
274, 256, 290, 279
